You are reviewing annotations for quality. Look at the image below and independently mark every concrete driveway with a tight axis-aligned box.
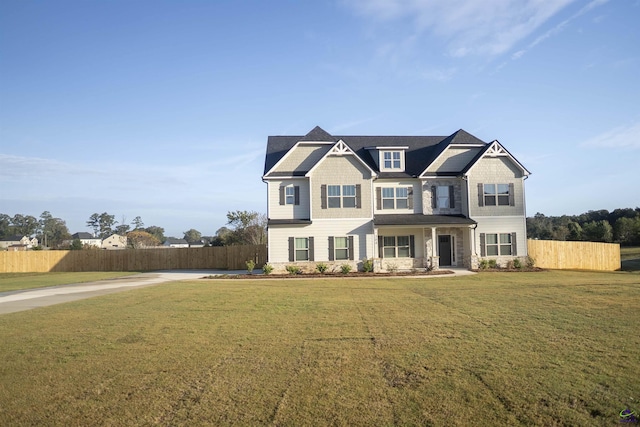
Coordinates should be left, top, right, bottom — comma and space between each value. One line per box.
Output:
0, 270, 240, 315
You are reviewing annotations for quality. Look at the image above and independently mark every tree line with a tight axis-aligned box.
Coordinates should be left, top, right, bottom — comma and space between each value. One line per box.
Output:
527, 207, 640, 245
0, 210, 266, 250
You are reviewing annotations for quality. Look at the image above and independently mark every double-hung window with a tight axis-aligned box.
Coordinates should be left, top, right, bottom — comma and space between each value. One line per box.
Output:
326, 185, 358, 208
285, 186, 295, 205
279, 185, 300, 206
482, 233, 514, 256
342, 185, 356, 208
334, 237, 349, 260
381, 236, 412, 258
380, 187, 410, 210
437, 186, 450, 208
295, 237, 309, 261
482, 184, 511, 206
328, 185, 341, 208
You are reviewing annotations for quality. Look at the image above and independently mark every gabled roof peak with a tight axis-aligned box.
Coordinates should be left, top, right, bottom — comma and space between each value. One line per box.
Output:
299, 126, 335, 142
446, 129, 486, 145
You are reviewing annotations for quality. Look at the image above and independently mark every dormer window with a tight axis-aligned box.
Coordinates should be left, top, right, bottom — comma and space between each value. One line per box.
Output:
380, 150, 405, 171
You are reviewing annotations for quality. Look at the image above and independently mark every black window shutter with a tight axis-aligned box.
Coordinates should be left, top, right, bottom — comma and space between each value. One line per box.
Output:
449, 185, 455, 208
321, 185, 327, 209
308, 237, 314, 261
294, 186, 300, 205
479, 233, 486, 257
279, 186, 285, 205
348, 236, 354, 260
356, 184, 362, 208
378, 235, 383, 258
509, 183, 515, 206
408, 187, 413, 209
431, 186, 437, 209
288, 237, 294, 261
409, 235, 415, 258
376, 187, 381, 210
478, 183, 484, 207
511, 232, 517, 256
328, 236, 334, 261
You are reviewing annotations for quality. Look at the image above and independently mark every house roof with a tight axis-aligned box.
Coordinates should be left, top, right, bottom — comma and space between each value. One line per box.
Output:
164, 238, 188, 244
0, 235, 26, 242
264, 126, 491, 178
373, 214, 477, 227
72, 232, 95, 239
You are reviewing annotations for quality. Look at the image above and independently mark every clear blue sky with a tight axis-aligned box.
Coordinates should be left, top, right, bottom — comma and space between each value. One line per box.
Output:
1, 0, 639, 238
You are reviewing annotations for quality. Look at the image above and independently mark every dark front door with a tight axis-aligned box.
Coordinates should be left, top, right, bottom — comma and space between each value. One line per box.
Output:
439, 235, 452, 266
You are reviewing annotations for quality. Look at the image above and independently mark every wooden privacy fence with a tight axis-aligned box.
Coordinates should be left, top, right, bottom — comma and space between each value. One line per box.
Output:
527, 239, 620, 271
0, 245, 267, 273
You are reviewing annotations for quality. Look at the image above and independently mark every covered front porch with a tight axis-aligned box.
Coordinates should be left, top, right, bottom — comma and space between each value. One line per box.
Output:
373, 214, 478, 270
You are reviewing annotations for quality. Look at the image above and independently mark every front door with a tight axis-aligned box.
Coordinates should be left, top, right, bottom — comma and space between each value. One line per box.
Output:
438, 235, 452, 266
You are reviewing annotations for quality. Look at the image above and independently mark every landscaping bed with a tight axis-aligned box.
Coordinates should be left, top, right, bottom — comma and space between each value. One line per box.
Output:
205, 269, 455, 279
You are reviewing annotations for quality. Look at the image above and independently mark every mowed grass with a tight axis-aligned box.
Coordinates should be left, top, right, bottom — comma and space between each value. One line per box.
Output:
0, 272, 139, 292
1, 271, 639, 426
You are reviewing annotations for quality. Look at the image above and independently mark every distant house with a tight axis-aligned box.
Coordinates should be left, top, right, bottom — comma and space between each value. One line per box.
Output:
0, 235, 38, 250
71, 232, 102, 248
102, 234, 127, 249
188, 240, 205, 248
163, 238, 189, 248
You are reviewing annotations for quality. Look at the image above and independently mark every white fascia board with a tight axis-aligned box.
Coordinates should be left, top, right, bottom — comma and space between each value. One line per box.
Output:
365, 146, 409, 150
305, 139, 378, 178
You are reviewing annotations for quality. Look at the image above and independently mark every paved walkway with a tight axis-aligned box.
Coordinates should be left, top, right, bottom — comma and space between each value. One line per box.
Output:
0, 268, 475, 315
0, 270, 241, 315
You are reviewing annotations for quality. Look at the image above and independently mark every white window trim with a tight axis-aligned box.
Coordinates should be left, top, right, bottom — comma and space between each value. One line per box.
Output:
334, 236, 349, 261
295, 237, 309, 261
380, 150, 405, 171
483, 183, 510, 206
381, 187, 410, 210
382, 235, 411, 258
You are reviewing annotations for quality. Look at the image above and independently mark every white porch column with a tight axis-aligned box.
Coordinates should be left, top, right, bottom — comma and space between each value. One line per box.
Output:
430, 227, 439, 270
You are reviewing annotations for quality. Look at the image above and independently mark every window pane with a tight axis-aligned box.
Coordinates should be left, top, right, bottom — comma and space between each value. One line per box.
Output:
343, 197, 356, 208
334, 237, 348, 248
397, 236, 409, 246
328, 197, 341, 208
392, 152, 401, 168
497, 184, 509, 195
396, 188, 407, 198
382, 188, 394, 197
383, 247, 396, 258
335, 249, 349, 260
286, 187, 295, 196
383, 236, 395, 246
296, 250, 308, 261
486, 246, 499, 256
486, 234, 498, 244
328, 185, 340, 196
383, 152, 391, 160
398, 247, 410, 257
499, 245, 512, 256
295, 238, 308, 249
499, 234, 511, 244
396, 199, 408, 209
342, 185, 356, 196
382, 199, 394, 209
484, 184, 496, 195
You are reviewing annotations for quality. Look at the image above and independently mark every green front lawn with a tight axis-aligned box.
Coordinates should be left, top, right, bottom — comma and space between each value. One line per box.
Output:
0, 272, 139, 292
1, 270, 639, 426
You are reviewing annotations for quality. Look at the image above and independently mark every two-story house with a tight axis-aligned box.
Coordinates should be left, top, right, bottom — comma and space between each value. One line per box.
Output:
263, 126, 530, 272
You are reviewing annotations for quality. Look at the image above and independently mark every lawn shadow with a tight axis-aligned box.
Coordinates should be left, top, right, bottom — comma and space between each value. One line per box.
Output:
620, 258, 640, 271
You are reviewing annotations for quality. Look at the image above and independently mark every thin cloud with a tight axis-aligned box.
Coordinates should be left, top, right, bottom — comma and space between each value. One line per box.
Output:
343, 0, 577, 57
582, 121, 640, 150
521, 0, 609, 58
